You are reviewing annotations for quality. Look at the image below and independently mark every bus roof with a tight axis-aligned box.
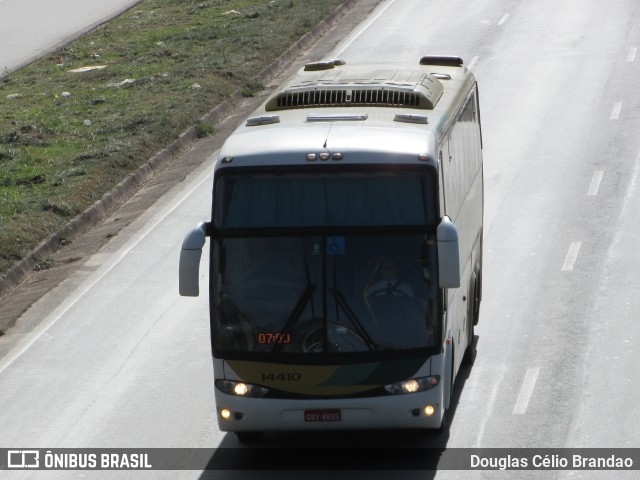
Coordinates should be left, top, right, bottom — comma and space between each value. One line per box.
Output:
216, 57, 477, 169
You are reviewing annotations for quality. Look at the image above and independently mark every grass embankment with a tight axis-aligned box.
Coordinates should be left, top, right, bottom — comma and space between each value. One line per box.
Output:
0, 0, 345, 276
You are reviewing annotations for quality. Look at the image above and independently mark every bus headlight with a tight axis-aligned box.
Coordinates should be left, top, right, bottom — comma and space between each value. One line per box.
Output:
215, 379, 269, 398
384, 376, 440, 395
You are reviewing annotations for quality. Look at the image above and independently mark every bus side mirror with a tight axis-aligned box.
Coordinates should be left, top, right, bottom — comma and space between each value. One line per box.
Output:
437, 216, 461, 288
179, 222, 208, 297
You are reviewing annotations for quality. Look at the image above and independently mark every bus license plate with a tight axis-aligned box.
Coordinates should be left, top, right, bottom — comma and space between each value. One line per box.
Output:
304, 409, 341, 422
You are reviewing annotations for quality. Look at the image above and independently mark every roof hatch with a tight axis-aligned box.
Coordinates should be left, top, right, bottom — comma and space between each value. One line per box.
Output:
419, 55, 464, 67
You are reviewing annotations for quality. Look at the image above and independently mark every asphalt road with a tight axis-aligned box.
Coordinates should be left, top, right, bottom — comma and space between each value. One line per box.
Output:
0, 0, 141, 75
1, 0, 640, 478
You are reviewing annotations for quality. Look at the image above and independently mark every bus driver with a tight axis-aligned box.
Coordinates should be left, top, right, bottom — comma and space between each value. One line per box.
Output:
367, 259, 414, 298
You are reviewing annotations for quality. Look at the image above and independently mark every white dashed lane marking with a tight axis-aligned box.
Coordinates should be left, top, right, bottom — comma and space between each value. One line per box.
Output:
513, 367, 540, 415
588, 171, 604, 196
611, 102, 622, 120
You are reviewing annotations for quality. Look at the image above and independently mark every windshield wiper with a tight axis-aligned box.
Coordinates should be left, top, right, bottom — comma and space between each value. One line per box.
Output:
330, 287, 379, 354
271, 284, 316, 358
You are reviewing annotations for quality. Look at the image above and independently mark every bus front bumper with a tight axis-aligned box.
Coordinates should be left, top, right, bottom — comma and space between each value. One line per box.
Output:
214, 389, 444, 432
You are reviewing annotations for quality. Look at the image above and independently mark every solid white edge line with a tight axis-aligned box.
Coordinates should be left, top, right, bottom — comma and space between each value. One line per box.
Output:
562, 241, 582, 272
513, 367, 540, 415
587, 170, 604, 196
611, 102, 622, 120
468, 56, 480, 71
474, 365, 507, 446
607, 149, 640, 256
0, 159, 216, 375
333, 0, 399, 58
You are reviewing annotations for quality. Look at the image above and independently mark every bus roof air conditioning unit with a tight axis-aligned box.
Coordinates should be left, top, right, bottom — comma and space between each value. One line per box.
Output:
265, 70, 444, 111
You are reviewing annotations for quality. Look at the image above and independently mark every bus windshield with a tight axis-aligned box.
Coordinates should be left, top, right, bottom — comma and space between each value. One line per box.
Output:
214, 171, 437, 229
212, 234, 439, 359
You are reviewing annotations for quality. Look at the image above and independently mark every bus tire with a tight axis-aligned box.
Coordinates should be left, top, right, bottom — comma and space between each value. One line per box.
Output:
473, 270, 482, 325
463, 280, 477, 366
462, 317, 478, 367
462, 323, 476, 366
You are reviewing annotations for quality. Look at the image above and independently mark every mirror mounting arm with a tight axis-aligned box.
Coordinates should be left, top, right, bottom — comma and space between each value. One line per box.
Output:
179, 222, 211, 297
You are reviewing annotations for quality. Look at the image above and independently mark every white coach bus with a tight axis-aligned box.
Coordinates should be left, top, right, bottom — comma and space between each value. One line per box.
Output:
179, 56, 483, 441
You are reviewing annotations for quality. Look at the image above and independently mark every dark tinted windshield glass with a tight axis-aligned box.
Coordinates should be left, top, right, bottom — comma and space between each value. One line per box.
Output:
214, 172, 435, 228
212, 235, 439, 358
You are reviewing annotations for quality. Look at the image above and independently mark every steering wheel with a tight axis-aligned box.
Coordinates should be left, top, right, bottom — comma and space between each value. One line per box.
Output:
367, 283, 411, 297
297, 319, 369, 353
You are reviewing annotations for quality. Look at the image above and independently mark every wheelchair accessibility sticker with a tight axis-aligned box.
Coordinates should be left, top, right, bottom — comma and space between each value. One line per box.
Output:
327, 237, 346, 255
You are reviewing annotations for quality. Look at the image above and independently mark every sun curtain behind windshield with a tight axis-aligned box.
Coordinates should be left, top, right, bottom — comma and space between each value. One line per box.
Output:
214, 172, 436, 228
